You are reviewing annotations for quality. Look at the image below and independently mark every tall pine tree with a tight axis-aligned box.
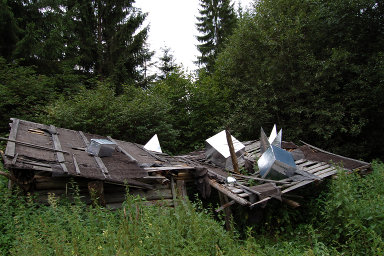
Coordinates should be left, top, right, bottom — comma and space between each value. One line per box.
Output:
158, 46, 178, 80
67, 0, 151, 92
196, 0, 236, 72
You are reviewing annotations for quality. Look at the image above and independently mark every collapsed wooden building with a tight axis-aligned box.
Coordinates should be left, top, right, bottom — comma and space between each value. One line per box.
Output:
0, 118, 371, 219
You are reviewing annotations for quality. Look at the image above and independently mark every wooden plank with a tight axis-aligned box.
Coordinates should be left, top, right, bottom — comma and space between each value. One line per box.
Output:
79, 131, 108, 177
1, 137, 70, 154
306, 164, 331, 174
78, 131, 90, 146
144, 166, 195, 172
216, 200, 236, 212
228, 187, 243, 194
176, 179, 188, 199
295, 159, 307, 165
225, 129, 240, 174
50, 125, 68, 173
301, 162, 325, 171
208, 179, 249, 206
72, 154, 81, 175
11, 153, 19, 165
5, 118, 20, 157
107, 136, 137, 162
238, 192, 250, 198
232, 173, 291, 184
300, 140, 370, 166
297, 161, 316, 168
313, 167, 335, 176
218, 192, 233, 231
170, 177, 178, 207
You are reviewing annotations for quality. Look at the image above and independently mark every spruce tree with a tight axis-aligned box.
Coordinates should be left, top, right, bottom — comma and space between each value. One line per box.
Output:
67, 0, 151, 92
196, 0, 236, 72
158, 47, 178, 80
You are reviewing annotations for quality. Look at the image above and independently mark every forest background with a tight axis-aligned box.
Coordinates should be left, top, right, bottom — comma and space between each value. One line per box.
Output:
0, 1, 384, 255
0, 0, 383, 160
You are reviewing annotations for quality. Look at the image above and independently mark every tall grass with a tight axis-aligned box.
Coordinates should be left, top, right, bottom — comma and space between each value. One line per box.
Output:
1, 161, 384, 255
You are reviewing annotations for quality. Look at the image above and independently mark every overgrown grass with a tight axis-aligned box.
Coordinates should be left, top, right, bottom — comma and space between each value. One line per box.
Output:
1, 161, 384, 255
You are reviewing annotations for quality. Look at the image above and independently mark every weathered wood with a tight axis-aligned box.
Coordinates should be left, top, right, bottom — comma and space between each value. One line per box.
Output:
72, 154, 81, 175
1, 137, 69, 154
232, 173, 291, 184
225, 129, 240, 174
282, 198, 300, 208
107, 136, 137, 162
5, 118, 19, 157
50, 125, 68, 173
88, 180, 106, 206
144, 166, 195, 172
306, 164, 330, 174
300, 140, 370, 166
218, 192, 233, 231
170, 176, 178, 207
79, 131, 108, 177
176, 179, 188, 199
228, 187, 243, 194
11, 153, 19, 165
208, 179, 249, 206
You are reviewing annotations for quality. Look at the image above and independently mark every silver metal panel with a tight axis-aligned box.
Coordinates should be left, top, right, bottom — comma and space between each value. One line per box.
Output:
86, 139, 116, 157
257, 145, 297, 180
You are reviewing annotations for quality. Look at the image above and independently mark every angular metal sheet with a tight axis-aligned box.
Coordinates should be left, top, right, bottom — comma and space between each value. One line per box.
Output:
257, 145, 297, 180
144, 134, 162, 153
205, 130, 245, 158
86, 139, 116, 157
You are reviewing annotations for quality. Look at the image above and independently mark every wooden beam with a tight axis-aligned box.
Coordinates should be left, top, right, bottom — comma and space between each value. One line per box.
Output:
107, 136, 137, 162
50, 125, 68, 173
225, 129, 240, 174
79, 131, 108, 177
72, 154, 81, 175
208, 179, 249, 206
300, 140, 370, 166
5, 118, 20, 157
0, 137, 69, 154
218, 192, 233, 231
216, 199, 235, 213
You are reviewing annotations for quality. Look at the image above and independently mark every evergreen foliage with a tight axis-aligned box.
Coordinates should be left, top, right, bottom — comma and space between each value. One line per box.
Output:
214, 0, 384, 159
157, 47, 178, 80
196, 0, 237, 72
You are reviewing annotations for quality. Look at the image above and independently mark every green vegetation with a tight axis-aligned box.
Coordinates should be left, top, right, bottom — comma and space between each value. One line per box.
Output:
1, 161, 384, 255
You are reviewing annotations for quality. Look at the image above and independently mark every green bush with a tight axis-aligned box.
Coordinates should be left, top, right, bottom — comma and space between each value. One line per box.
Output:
319, 161, 384, 255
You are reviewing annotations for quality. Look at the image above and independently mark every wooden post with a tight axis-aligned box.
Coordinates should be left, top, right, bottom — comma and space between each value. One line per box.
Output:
218, 192, 233, 231
225, 129, 240, 174
176, 179, 188, 199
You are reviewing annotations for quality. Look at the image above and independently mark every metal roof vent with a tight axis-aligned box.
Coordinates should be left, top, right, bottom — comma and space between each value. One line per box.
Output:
144, 134, 162, 153
86, 139, 116, 157
205, 130, 245, 170
257, 125, 296, 180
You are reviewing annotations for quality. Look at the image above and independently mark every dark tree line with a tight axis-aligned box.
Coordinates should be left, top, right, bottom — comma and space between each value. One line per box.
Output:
0, 0, 383, 160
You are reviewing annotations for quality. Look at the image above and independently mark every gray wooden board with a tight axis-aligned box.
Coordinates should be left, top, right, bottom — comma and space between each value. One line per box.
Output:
5, 118, 20, 157
50, 125, 68, 173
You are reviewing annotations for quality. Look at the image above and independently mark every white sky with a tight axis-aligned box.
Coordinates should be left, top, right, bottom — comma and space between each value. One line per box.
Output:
134, 0, 254, 73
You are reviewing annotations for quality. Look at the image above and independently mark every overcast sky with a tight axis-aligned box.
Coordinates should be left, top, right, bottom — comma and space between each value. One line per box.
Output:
134, 0, 254, 73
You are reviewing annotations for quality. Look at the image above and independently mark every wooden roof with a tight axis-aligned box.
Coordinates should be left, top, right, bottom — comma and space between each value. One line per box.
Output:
2, 118, 171, 186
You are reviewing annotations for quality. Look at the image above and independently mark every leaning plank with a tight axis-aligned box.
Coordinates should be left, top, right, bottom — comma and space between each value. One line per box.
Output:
208, 179, 250, 206
5, 118, 20, 157
50, 125, 68, 173
216, 200, 236, 212
107, 136, 137, 162
78, 131, 108, 177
